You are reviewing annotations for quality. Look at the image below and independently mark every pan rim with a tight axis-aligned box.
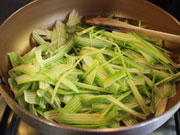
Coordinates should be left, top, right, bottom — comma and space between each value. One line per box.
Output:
0, 0, 38, 32
0, 0, 180, 133
145, 0, 180, 26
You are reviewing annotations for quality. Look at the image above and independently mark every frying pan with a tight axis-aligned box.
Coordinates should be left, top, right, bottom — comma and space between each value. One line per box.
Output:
0, 0, 180, 135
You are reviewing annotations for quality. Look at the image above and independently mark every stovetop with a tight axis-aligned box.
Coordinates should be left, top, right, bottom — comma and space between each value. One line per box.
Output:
0, 0, 180, 135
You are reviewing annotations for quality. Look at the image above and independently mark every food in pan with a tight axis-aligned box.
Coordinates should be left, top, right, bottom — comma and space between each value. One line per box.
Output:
7, 10, 180, 128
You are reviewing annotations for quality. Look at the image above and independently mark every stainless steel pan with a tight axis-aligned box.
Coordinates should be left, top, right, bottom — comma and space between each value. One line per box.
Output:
0, 0, 180, 135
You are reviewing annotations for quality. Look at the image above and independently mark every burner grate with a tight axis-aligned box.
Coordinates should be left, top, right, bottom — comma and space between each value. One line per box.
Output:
175, 109, 180, 135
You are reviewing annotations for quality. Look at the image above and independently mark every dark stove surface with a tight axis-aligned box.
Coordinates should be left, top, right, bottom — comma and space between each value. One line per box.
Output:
0, 0, 180, 135
0, 0, 32, 24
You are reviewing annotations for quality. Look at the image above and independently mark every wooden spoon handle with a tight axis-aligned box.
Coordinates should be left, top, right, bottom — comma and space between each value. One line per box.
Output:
85, 17, 180, 44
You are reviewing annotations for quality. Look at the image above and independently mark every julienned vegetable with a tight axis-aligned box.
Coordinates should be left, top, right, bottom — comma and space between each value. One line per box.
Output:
7, 9, 180, 128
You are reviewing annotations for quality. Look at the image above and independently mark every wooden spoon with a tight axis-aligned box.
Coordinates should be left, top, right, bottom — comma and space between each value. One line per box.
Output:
84, 17, 180, 44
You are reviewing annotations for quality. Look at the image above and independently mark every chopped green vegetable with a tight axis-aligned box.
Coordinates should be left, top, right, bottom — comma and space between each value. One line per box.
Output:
74, 36, 112, 48
24, 90, 37, 104
58, 95, 82, 118
104, 71, 126, 88
106, 95, 146, 119
7, 10, 180, 129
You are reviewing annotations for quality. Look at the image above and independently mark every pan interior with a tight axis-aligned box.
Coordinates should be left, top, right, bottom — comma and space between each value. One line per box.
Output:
0, 0, 180, 133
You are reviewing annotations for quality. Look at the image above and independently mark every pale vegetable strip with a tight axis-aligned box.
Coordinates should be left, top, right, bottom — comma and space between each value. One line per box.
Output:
106, 95, 146, 119
102, 91, 131, 117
